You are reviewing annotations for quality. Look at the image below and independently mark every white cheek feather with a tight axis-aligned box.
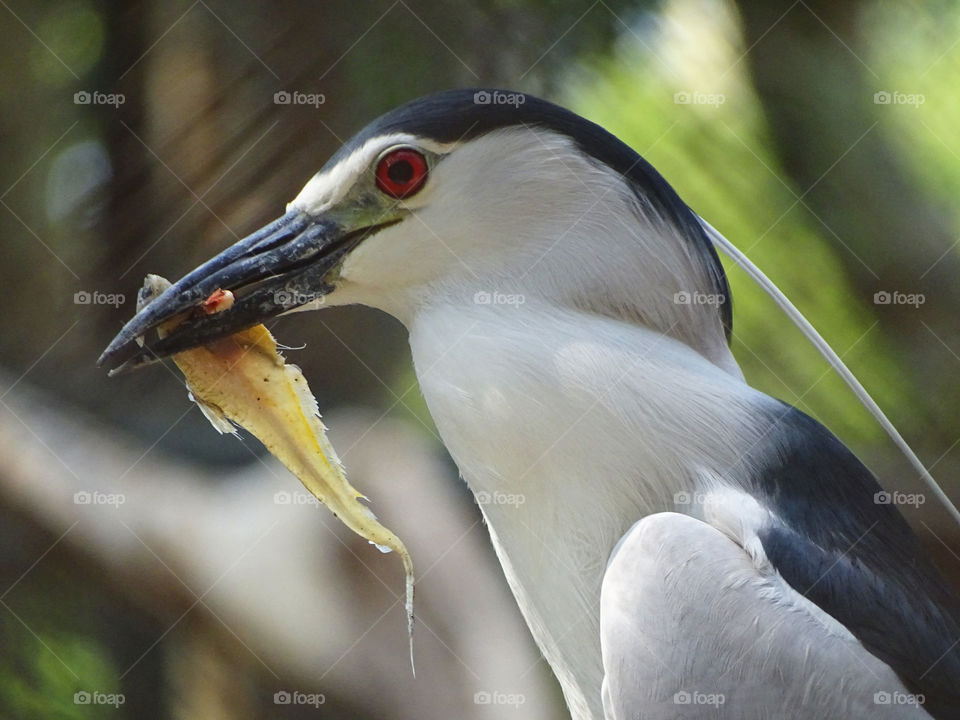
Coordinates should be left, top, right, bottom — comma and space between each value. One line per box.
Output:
338, 127, 736, 376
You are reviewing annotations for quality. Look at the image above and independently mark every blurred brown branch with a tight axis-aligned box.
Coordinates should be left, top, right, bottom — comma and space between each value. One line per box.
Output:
0, 373, 561, 718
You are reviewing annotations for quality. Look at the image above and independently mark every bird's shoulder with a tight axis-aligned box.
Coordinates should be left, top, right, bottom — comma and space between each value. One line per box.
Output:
745, 402, 960, 718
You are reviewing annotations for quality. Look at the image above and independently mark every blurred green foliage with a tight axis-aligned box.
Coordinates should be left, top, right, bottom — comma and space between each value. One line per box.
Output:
863, 2, 960, 225
28, 2, 104, 85
1, 615, 123, 720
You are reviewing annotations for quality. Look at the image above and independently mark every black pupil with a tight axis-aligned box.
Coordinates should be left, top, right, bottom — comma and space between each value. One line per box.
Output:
387, 159, 414, 184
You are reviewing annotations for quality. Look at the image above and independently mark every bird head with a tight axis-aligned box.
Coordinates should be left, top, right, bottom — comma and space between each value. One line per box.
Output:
99, 89, 733, 372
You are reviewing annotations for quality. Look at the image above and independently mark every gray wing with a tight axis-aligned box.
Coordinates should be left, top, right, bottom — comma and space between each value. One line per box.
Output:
599, 512, 932, 720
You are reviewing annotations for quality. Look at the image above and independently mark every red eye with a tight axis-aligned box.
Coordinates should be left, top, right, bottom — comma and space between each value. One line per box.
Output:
375, 148, 428, 198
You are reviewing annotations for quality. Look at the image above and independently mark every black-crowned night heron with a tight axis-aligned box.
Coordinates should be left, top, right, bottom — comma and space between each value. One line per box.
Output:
100, 89, 960, 719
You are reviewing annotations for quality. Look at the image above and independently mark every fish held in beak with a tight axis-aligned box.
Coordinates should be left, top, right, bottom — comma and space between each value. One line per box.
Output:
139, 274, 416, 669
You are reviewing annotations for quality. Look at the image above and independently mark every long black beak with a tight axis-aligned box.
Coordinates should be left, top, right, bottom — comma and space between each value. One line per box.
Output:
98, 209, 388, 373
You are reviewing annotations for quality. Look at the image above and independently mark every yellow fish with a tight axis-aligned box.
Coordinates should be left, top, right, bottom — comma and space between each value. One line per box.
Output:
137, 275, 415, 667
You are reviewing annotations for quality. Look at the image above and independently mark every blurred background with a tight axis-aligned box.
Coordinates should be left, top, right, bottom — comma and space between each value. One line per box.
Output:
2, 0, 959, 717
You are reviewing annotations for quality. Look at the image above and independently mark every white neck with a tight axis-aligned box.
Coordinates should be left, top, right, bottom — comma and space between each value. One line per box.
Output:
406, 299, 768, 719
